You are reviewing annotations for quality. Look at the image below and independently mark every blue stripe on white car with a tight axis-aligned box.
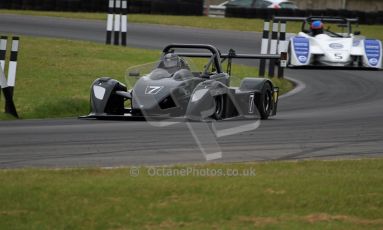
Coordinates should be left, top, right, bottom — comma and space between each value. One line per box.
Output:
364, 39, 381, 67
292, 37, 310, 64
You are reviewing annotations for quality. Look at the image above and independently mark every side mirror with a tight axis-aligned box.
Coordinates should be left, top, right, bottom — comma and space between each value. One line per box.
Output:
354, 31, 361, 35
128, 71, 140, 77
280, 52, 288, 68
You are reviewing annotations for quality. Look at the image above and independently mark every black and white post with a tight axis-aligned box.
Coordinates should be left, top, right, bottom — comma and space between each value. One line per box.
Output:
0, 36, 7, 98
268, 21, 279, 78
0, 60, 7, 90
7, 37, 19, 97
260, 18, 288, 79
0, 36, 6, 72
106, 0, 128, 46
0, 36, 19, 118
259, 20, 270, 77
121, 0, 127, 46
106, 0, 115, 45
277, 20, 287, 78
113, 0, 121, 45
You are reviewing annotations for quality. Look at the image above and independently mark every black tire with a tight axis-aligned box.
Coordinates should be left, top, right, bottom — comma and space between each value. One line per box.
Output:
256, 83, 273, 120
211, 95, 225, 120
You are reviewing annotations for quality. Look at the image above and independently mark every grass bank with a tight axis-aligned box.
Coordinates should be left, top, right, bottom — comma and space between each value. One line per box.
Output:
1, 10, 383, 41
0, 36, 157, 120
0, 159, 382, 229
0, 36, 292, 120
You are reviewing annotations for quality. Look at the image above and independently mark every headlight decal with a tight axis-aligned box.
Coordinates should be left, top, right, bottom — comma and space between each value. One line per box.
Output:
191, 88, 209, 102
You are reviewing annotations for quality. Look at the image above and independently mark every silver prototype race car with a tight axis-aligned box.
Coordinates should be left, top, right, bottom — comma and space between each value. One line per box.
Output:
279, 16, 382, 69
80, 44, 281, 121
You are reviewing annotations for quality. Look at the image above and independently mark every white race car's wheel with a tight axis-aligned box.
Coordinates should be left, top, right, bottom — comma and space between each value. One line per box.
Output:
287, 43, 292, 67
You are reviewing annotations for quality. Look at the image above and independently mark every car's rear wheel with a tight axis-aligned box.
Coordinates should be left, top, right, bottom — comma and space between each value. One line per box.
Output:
256, 83, 273, 120
211, 95, 224, 120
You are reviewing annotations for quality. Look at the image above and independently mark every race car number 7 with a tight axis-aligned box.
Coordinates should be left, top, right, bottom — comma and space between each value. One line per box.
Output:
145, 86, 163, 95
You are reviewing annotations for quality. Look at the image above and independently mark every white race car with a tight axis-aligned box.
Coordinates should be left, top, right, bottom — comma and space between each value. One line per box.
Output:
283, 16, 382, 69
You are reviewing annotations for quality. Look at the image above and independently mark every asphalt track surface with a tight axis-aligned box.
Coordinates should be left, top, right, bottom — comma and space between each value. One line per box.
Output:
0, 14, 382, 168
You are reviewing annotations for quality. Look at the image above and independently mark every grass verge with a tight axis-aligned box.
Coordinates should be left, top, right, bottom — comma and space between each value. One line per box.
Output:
0, 159, 382, 229
0, 36, 158, 120
1, 10, 383, 41
0, 36, 292, 120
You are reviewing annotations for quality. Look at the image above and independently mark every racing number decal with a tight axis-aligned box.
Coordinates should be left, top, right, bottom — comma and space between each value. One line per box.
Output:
145, 86, 163, 95
248, 93, 255, 114
334, 53, 343, 60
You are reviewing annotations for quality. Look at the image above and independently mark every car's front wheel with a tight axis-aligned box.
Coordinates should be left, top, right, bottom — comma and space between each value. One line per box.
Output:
211, 95, 225, 120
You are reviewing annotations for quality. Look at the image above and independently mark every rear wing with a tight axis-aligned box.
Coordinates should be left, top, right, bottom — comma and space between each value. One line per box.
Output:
273, 16, 359, 34
162, 44, 285, 74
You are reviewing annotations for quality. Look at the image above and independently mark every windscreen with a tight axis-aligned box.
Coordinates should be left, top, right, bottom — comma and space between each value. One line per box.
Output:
304, 19, 353, 37
125, 58, 200, 86
125, 62, 159, 88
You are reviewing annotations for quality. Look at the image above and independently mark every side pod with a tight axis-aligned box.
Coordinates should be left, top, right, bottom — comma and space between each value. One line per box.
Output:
289, 36, 311, 66
362, 39, 382, 69
186, 80, 228, 120
239, 78, 279, 118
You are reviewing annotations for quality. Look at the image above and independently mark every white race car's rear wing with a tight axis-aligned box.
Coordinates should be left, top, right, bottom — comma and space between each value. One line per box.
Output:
273, 16, 359, 35
273, 16, 359, 23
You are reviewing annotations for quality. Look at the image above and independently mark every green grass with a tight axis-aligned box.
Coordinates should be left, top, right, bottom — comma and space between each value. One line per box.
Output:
0, 36, 292, 120
1, 10, 383, 41
0, 36, 159, 120
0, 159, 383, 229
